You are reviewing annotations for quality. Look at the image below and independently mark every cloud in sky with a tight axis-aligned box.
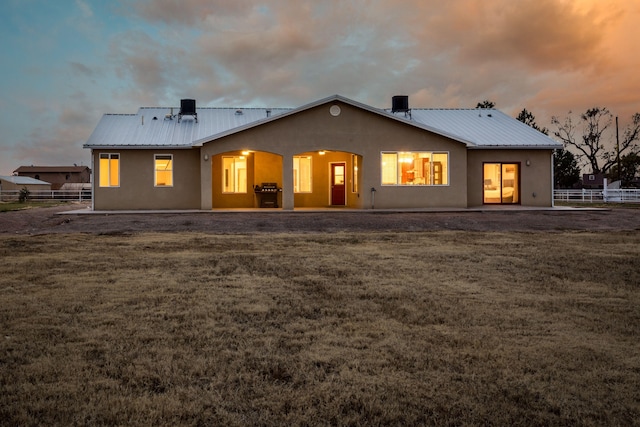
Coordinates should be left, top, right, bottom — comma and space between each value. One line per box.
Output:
1, 0, 639, 175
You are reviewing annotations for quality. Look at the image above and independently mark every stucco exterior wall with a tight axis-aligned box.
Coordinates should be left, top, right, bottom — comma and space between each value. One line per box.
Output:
92, 149, 201, 210
466, 149, 555, 207
88, 99, 556, 210
200, 101, 468, 209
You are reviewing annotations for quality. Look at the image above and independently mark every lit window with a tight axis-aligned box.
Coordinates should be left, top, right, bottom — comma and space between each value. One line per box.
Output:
352, 154, 359, 193
381, 152, 448, 185
155, 154, 173, 187
483, 163, 519, 204
293, 156, 312, 193
223, 156, 247, 193
99, 153, 119, 187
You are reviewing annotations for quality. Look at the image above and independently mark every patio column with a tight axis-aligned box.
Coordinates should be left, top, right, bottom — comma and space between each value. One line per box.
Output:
281, 154, 294, 210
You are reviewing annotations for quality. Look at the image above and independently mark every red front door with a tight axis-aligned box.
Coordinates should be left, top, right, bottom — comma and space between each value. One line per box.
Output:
331, 163, 346, 206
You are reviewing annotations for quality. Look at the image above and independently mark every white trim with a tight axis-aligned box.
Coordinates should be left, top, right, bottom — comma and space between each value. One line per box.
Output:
98, 153, 120, 188
380, 151, 450, 186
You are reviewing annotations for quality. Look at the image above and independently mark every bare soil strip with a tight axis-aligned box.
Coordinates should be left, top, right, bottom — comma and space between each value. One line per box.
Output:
1, 202, 639, 234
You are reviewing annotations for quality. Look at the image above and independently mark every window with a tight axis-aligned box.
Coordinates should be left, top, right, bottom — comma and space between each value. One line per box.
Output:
293, 156, 312, 193
483, 163, 519, 204
99, 153, 119, 187
223, 156, 247, 193
154, 154, 173, 186
381, 151, 448, 185
352, 154, 359, 193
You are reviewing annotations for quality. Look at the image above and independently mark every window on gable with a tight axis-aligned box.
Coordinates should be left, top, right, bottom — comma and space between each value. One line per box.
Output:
381, 151, 448, 186
223, 156, 247, 193
293, 156, 312, 193
99, 153, 120, 187
155, 154, 173, 187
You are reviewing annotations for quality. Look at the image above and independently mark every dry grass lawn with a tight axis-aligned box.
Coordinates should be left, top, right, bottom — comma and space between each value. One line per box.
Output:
1, 231, 639, 426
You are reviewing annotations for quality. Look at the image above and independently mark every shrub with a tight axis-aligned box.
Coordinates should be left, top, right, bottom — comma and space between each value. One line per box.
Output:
18, 187, 30, 203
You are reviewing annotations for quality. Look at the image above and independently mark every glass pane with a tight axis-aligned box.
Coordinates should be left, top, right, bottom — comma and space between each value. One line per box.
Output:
399, 153, 414, 185
352, 155, 358, 192
155, 156, 173, 186
109, 158, 119, 186
502, 164, 518, 203
99, 157, 109, 187
235, 158, 246, 193
381, 153, 397, 185
293, 156, 311, 192
223, 156, 247, 193
223, 157, 233, 192
483, 163, 501, 203
334, 165, 344, 185
433, 153, 448, 185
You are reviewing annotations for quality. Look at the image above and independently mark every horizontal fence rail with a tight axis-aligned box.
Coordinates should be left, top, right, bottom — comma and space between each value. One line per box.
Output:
554, 189, 640, 203
4, 189, 637, 204
0, 190, 92, 202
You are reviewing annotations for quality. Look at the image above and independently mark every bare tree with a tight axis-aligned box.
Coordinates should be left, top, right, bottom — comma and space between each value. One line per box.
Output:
552, 108, 640, 174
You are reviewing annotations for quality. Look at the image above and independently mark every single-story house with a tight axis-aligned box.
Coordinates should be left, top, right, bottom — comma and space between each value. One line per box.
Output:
0, 175, 52, 201
13, 165, 91, 190
83, 95, 562, 210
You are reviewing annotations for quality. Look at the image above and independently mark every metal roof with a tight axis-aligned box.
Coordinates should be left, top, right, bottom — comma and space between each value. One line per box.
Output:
396, 109, 561, 149
0, 175, 51, 185
84, 107, 291, 148
84, 95, 561, 150
13, 166, 90, 173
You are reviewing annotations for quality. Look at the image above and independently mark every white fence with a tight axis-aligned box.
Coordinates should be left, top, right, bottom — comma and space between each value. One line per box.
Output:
0, 190, 92, 202
3, 188, 636, 204
554, 189, 640, 203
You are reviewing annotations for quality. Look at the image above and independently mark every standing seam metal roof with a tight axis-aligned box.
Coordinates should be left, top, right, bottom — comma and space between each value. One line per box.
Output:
83, 95, 561, 149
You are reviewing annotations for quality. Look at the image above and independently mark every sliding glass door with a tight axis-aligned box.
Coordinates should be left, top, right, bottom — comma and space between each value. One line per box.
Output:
483, 163, 519, 204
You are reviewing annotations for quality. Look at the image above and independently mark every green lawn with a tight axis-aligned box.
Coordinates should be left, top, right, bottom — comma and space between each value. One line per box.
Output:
0, 201, 67, 212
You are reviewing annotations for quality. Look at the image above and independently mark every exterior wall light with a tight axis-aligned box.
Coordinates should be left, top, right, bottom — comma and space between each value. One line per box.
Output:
203, 154, 209, 161
526, 159, 531, 166
241, 150, 250, 155
319, 150, 326, 155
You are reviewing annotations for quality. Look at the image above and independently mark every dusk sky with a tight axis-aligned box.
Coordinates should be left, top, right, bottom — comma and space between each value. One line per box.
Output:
1, 0, 639, 176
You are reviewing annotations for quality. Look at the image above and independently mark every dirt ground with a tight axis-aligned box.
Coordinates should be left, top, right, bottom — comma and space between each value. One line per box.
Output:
1, 202, 639, 234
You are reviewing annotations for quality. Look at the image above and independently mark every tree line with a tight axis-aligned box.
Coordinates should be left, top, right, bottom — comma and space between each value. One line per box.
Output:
476, 101, 640, 188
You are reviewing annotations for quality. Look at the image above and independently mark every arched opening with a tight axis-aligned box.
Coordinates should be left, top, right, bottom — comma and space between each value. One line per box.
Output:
293, 150, 362, 208
211, 150, 283, 208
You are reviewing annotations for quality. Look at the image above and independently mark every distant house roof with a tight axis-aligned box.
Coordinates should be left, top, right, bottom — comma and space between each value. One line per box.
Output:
13, 166, 90, 174
84, 94, 561, 150
0, 175, 51, 185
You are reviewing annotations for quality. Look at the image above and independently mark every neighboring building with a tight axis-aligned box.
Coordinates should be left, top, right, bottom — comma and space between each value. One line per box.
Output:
83, 95, 562, 210
582, 173, 605, 189
13, 165, 91, 190
0, 176, 51, 201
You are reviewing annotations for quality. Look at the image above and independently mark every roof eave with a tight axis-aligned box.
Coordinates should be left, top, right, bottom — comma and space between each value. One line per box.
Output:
468, 145, 562, 150
84, 144, 194, 150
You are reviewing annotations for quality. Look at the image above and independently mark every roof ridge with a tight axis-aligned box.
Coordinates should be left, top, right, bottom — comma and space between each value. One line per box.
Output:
138, 106, 295, 110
